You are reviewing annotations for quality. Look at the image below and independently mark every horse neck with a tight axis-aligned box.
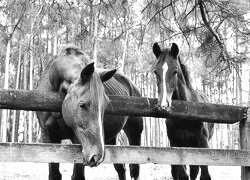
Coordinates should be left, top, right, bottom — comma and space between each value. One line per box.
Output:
172, 69, 198, 102
49, 57, 84, 91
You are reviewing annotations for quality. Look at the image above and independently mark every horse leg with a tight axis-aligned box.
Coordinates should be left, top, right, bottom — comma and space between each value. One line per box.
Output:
199, 136, 211, 180
190, 165, 199, 180
123, 116, 143, 180
200, 166, 211, 180
107, 137, 126, 180
49, 163, 61, 180
40, 128, 62, 180
71, 137, 85, 180
167, 129, 189, 180
171, 165, 178, 180
171, 165, 189, 180
71, 164, 85, 180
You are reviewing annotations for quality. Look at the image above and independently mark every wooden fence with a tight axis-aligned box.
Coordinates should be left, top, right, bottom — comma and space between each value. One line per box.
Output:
0, 88, 250, 180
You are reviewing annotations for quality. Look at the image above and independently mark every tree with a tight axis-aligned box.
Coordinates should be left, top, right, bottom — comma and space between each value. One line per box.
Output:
0, 0, 249, 148
0, 0, 27, 142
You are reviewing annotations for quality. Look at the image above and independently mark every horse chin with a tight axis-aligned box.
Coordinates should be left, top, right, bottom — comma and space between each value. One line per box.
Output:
84, 158, 103, 167
88, 161, 98, 167
82, 158, 99, 167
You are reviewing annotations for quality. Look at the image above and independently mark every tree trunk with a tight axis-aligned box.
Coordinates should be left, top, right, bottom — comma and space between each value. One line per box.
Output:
12, 42, 22, 142
28, 33, 34, 143
23, 52, 28, 143
92, 7, 100, 65
120, 30, 129, 72
1, 39, 11, 142
53, 23, 58, 56
248, 68, 250, 106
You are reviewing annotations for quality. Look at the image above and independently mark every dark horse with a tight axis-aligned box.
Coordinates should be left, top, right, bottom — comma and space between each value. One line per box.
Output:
152, 42, 214, 180
36, 45, 143, 180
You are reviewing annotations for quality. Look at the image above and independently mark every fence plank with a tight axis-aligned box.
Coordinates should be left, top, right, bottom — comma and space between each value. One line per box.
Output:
0, 88, 247, 123
240, 108, 250, 179
0, 143, 249, 166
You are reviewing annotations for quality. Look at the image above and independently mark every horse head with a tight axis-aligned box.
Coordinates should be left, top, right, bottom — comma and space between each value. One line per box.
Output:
152, 42, 180, 111
62, 62, 116, 167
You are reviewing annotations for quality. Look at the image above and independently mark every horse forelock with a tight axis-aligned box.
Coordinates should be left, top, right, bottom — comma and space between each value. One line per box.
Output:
89, 72, 109, 112
177, 56, 192, 88
151, 48, 168, 72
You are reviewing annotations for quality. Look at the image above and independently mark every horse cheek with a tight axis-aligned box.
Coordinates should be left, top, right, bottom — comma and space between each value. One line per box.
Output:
62, 96, 76, 128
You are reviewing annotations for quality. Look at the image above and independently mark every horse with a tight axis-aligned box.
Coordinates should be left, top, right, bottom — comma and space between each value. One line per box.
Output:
36, 45, 143, 180
152, 42, 214, 180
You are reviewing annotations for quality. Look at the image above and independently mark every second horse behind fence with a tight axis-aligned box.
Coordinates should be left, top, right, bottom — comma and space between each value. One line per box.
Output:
152, 42, 214, 180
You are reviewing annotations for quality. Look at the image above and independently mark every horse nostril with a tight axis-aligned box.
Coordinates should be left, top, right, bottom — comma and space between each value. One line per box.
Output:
161, 101, 169, 109
88, 155, 99, 167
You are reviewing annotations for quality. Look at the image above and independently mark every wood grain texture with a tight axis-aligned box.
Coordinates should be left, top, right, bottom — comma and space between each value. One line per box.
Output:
0, 88, 247, 123
240, 108, 250, 180
0, 143, 249, 166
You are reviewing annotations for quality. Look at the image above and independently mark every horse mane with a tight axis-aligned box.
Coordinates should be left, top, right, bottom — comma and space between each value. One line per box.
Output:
59, 44, 84, 56
59, 44, 91, 65
37, 45, 92, 91
89, 72, 109, 112
178, 56, 192, 88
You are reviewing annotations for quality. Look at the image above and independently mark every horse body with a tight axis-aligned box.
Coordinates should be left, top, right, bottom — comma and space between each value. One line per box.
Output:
36, 45, 143, 180
152, 42, 214, 180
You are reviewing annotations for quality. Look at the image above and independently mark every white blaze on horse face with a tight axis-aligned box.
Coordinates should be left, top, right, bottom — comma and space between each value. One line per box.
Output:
161, 62, 170, 109
98, 103, 105, 163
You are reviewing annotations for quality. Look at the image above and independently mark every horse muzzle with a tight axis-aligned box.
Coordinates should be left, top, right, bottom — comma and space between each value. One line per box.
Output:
82, 151, 105, 167
157, 98, 172, 112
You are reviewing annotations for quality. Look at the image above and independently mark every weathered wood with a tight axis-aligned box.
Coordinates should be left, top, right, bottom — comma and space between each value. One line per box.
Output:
0, 89, 64, 112
240, 108, 250, 180
0, 88, 247, 123
0, 143, 249, 166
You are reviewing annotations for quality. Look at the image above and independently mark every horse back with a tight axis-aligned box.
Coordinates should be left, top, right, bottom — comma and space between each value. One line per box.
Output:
100, 70, 141, 98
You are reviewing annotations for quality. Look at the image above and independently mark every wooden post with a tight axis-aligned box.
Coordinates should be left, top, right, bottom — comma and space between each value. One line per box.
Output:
240, 107, 250, 180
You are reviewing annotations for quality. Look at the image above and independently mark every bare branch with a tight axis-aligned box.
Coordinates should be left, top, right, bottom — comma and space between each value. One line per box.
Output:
147, 1, 172, 25
183, 1, 198, 20
171, 1, 190, 48
31, 1, 46, 32
9, 0, 28, 39
107, 0, 124, 31
141, 0, 153, 14
198, 0, 229, 62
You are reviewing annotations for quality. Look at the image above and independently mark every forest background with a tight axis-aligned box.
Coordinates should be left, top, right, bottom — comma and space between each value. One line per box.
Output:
0, 0, 249, 150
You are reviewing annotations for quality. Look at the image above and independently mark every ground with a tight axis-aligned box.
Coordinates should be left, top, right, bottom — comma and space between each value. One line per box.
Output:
0, 163, 240, 180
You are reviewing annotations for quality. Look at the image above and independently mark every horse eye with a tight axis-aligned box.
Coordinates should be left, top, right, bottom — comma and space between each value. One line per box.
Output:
154, 70, 159, 76
173, 70, 178, 75
80, 103, 90, 111
79, 122, 87, 130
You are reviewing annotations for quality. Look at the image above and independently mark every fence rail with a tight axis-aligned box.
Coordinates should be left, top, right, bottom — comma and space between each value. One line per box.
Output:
0, 88, 247, 123
0, 88, 250, 179
0, 143, 250, 166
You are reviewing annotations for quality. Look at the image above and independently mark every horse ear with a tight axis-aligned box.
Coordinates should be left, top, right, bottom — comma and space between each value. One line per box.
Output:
153, 43, 162, 58
81, 62, 95, 82
101, 69, 117, 82
170, 43, 179, 58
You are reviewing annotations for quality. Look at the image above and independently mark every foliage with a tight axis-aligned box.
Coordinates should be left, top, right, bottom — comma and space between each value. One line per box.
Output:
0, 0, 249, 147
